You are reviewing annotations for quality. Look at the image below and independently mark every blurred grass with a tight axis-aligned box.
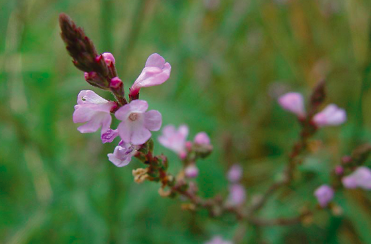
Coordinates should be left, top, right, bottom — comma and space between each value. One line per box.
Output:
1, 0, 371, 243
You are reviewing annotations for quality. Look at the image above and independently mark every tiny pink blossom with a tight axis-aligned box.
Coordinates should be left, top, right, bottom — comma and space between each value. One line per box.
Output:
227, 184, 246, 206
185, 164, 199, 178
101, 129, 119, 143
73, 90, 116, 134
334, 165, 344, 176
342, 167, 371, 190
102, 52, 115, 65
312, 104, 346, 127
205, 236, 233, 244
227, 164, 243, 183
130, 53, 171, 97
115, 100, 162, 145
314, 184, 334, 207
194, 132, 211, 145
108, 141, 139, 167
278, 92, 305, 117
158, 125, 189, 157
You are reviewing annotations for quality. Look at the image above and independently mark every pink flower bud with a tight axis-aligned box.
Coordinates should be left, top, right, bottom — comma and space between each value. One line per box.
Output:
227, 184, 246, 206
314, 184, 334, 207
227, 164, 243, 183
185, 164, 199, 178
312, 104, 346, 127
194, 132, 211, 145
102, 52, 115, 65
205, 236, 232, 244
278, 92, 306, 118
334, 165, 344, 176
110, 77, 122, 89
342, 167, 371, 190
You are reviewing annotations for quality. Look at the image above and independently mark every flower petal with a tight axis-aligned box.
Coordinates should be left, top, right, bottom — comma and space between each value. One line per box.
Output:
144, 110, 162, 131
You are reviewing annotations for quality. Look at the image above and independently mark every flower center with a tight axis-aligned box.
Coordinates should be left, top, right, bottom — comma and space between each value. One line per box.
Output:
129, 113, 138, 121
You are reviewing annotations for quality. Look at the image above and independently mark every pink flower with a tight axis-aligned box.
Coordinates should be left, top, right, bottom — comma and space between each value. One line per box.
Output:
194, 132, 211, 145
314, 184, 334, 207
73, 90, 116, 134
185, 164, 199, 178
108, 141, 139, 167
101, 129, 119, 143
227, 164, 243, 183
158, 125, 189, 157
130, 53, 171, 97
115, 100, 162, 145
342, 167, 371, 190
205, 236, 232, 244
227, 184, 246, 206
278, 92, 305, 118
312, 104, 346, 127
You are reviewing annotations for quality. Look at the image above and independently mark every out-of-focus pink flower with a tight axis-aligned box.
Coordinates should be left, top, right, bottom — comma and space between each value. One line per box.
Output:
205, 236, 233, 244
334, 165, 344, 176
227, 164, 243, 183
102, 52, 115, 65
342, 167, 371, 190
73, 90, 116, 134
227, 184, 246, 206
158, 125, 189, 157
130, 53, 171, 97
115, 100, 162, 145
185, 164, 199, 178
278, 92, 305, 118
194, 132, 211, 145
312, 104, 346, 127
108, 141, 139, 167
101, 129, 119, 143
314, 184, 334, 207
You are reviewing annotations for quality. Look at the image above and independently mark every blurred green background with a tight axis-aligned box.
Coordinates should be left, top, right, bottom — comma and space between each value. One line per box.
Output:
1, 0, 371, 243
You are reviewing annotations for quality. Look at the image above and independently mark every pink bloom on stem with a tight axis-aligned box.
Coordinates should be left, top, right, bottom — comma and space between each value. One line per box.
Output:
115, 100, 162, 145
185, 164, 199, 178
194, 132, 211, 146
73, 90, 116, 134
101, 129, 119, 143
278, 92, 305, 118
314, 184, 334, 207
158, 125, 189, 157
227, 164, 243, 183
342, 167, 371, 190
312, 104, 346, 127
205, 236, 233, 244
102, 52, 115, 65
130, 53, 171, 97
108, 141, 139, 167
227, 184, 246, 206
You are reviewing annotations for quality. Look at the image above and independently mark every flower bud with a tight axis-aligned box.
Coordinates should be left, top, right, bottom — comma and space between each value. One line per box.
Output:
185, 164, 199, 178
314, 184, 334, 207
278, 92, 306, 118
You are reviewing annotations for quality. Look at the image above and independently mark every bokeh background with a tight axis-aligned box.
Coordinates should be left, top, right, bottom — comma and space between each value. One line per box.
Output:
1, 0, 371, 243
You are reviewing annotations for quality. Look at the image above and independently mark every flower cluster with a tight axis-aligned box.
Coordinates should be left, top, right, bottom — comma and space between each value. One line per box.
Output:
73, 53, 171, 166
158, 124, 212, 178
278, 92, 346, 127
226, 164, 246, 206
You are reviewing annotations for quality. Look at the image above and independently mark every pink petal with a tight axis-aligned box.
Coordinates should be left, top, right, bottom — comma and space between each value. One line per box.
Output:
278, 92, 305, 117
227, 164, 243, 183
101, 129, 119, 143
73, 106, 97, 123
102, 52, 115, 64
118, 120, 151, 145
313, 104, 346, 127
194, 132, 210, 145
115, 100, 148, 120
145, 53, 165, 67
77, 90, 108, 105
144, 110, 162, 131
314, 184, 334, 207
77, 114, 109, 133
